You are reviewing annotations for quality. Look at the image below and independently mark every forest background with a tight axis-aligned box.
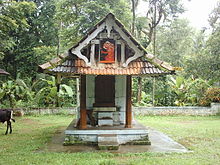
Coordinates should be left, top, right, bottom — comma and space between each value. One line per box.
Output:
0, 0, 219, 108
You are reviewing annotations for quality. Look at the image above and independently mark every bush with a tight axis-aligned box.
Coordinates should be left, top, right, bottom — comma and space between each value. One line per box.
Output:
200, 88, 220, 106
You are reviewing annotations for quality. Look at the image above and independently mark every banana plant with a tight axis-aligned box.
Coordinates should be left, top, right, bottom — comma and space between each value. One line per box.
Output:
187, 78, 210, 105
0, 79, 32, 108
168, 76, 210, 106
34, 76, 74, 107
168, 76, 188, 106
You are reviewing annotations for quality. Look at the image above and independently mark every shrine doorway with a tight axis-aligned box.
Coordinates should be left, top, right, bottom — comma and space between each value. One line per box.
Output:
94, 75, 115, 107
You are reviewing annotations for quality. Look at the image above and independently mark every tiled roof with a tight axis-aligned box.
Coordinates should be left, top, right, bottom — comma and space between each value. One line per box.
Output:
41, 58, 174, 76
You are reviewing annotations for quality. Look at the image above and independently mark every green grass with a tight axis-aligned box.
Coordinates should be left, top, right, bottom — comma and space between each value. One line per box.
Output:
0, 115, 219, 165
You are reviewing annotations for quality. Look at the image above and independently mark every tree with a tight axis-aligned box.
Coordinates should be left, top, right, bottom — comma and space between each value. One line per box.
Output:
184, 1, 220, 83
156, 18, 195, 67
0, 0, 36, 77
0, 0, 61, 78
133, 0, 184, 105
183, 30, 211, 80
209, 1, 220, 32
130, 0, 140, 34
55, 0, 132, 50
14, 0, 58, 78
205, 30, 220, 83
205, 1, 220, 83
139, 0, 184, 46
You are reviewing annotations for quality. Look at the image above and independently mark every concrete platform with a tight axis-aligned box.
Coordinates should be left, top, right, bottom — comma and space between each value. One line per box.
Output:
39, 126, 189, 153
64, 120, 151, 146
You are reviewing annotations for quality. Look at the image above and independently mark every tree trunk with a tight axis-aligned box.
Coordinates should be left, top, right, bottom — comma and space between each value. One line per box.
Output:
57, 21, 62, 56
131, 0, 143, 104
137, 77, 142, 104
131, 0, 135, 35
56, 74, 61, 107
9, 95, 14, 108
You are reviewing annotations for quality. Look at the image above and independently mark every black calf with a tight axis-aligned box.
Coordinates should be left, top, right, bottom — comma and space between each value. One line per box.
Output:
0, 109, 15, 135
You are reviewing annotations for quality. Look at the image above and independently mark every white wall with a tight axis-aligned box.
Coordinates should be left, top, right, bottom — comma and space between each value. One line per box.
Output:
86, 75, 127, 124
115, 75, 126, 124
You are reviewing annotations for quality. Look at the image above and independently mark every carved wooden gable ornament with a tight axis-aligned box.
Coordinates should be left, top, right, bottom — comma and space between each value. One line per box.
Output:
39, 13, 175, 76
70, 13, 146, 68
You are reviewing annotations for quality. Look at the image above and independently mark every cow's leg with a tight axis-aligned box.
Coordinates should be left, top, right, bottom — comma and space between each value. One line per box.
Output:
5, 121, 9, 135
9, 121, 12, 134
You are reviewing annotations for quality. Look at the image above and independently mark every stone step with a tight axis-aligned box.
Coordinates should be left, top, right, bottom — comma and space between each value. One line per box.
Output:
98, 134, 119, 150
98, 141, 119, 150
98, 119, 113, 126
98, 134, 118, 141
98, 112, 113, 119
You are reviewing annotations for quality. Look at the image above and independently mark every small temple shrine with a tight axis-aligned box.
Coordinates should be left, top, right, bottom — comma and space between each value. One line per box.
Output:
39, 13, 175, 150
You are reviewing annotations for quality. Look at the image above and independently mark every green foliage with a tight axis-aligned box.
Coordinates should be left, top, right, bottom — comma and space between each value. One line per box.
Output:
34, 76, 75, 107
132, 77, 177, 106
0, 74, 76, 108
31, 0, 58, 46
33, 46, 57, 64
0, 0, 59, 78
0, 0, 36, 76
55, 0, 132, 49
187, 78, 210, 105
155, 18, 194, 67
153, 14, 219, 85
168, 76, 210, 106
168, 76, 193, 106
0, 0, 219, 108
153, 77, 177, 106
139, 91, 152, 106
183, 2, 220, 83
205, 29, 220, 82
0, 77, 32, 108
15, 46, 57, 78
209, 1, 220, 31
136, 0, 184, 46
183, 31, 207, 79
0, 1, 36, 57
200, 88, 220, 106
133, 76, 210, 106
183, 28, 220, 83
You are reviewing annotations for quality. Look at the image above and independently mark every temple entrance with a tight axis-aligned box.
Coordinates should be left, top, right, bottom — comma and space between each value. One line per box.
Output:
94, 75, 115, 107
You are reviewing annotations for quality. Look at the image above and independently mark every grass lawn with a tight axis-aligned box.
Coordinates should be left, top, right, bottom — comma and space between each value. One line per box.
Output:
0, 115, 219, 165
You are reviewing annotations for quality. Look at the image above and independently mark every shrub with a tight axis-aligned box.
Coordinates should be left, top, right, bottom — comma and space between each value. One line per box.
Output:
200, 88, 220, 106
